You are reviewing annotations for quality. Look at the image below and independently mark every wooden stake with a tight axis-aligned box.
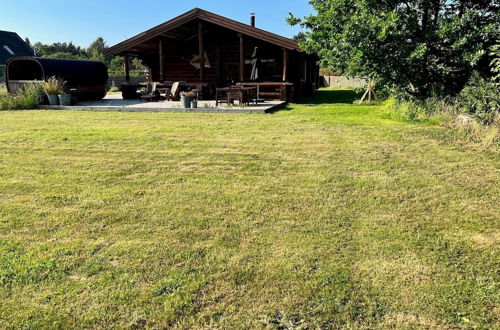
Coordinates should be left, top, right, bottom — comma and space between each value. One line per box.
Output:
360, 79, 379, 103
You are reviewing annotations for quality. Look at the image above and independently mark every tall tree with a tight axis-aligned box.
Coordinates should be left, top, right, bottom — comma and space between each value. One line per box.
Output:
87, 37, 107, 62
288, 0, 499, 98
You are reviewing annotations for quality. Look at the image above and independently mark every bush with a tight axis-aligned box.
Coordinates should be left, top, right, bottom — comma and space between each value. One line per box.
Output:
0, 84, 7, 97
456, 75, 500, 125
445, 114, 500, 148
43, 76, 64, 95
0, 83, 44, 110
388, 96, 453, 123
387, 74, 499, 149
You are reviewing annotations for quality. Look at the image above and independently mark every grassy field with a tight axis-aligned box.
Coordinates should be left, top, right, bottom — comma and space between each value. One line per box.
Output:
0, 90, 498, 328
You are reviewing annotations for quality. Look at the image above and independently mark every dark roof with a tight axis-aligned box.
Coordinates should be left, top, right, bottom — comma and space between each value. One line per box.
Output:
6, 57, 108, 84
0, 31, 34, 65
104, 8, 302, 56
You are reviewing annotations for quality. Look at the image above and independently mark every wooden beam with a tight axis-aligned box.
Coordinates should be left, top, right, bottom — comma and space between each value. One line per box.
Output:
282, 49, 289, 81
215, 46, 222, 86
239, 33, 245, 82
160, 33, 183, 41
185, 30, 209, 41
198, 21, 205, 82
124, 55, 130, 82
159, 39, 165, 81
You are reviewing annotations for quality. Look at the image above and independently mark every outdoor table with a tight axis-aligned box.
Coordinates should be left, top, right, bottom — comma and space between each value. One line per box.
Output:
216, 86, 257, 106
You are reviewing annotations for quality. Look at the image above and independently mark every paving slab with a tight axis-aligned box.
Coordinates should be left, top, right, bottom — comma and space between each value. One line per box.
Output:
40, 95, 286, 114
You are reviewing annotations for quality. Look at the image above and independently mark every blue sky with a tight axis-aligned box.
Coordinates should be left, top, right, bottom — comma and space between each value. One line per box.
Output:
0, 0, 313, 48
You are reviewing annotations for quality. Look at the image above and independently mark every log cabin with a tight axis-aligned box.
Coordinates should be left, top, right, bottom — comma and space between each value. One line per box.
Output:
103, 8, 319, 101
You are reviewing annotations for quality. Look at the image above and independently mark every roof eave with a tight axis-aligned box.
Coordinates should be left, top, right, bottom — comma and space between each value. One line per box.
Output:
103, 8, 302, 56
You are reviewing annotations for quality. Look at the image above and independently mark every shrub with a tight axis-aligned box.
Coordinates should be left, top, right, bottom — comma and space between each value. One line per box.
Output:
0, 84, 7, 97
389, 96, 453, 123
43, 76, 64, 95
0, 83, 44, 110
445, 114, 500, 149
456, 75, 500, 125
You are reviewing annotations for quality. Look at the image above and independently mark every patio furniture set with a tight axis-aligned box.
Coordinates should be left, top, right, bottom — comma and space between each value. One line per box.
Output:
215, 86, 258, 106
122, 80, 260, 107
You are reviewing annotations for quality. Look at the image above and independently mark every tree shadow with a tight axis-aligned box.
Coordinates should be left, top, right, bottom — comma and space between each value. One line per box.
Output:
300, 89, 360, 105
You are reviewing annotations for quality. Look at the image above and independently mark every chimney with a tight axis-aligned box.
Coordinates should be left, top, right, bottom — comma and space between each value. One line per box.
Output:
250, 13, 256, 27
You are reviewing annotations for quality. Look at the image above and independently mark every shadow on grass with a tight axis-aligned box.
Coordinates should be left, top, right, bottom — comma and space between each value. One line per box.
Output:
301, 89, 360, 105
268, 89, 362, 114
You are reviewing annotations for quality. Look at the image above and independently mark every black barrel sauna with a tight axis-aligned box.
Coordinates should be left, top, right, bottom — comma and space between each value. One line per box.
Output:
6, 57, 108, 100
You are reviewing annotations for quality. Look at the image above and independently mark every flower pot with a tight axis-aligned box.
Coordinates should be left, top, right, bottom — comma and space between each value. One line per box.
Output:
58, 94, 72, 106
181, 95, 194, 108
47, 94, 59, 106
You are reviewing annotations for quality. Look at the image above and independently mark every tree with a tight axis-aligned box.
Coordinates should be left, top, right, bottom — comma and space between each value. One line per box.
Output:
27, 37, 147, 77
293, 32, 307, 44
33, 41, 86, 58
87, 37, 107, 62
48, 52, 81, 60
288, 0, 499, 98
108, 56, 124, 76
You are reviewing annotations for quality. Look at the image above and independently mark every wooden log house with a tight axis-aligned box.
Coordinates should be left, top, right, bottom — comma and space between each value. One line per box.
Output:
103, 8, 320, 101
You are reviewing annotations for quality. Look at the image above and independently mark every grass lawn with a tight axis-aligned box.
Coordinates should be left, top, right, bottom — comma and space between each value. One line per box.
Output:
0, 90, 498, 328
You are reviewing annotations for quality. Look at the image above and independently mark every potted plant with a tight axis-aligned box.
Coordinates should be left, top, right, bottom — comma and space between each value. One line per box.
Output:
43, 76, 63, 106
58, 82, 72, 106
180, 91, 197, 108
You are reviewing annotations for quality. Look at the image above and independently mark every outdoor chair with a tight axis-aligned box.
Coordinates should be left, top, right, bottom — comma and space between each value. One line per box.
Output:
165, 82, 181, 101
215, 88, 229, 106
140, 82, 159, 102
227, 86, 244, 105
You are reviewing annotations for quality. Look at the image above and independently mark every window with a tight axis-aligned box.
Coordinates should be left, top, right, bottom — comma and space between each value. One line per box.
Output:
3, 45, 15, 56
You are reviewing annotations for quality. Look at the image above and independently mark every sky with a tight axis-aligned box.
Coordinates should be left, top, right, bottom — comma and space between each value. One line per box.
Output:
0, 0, 313, 48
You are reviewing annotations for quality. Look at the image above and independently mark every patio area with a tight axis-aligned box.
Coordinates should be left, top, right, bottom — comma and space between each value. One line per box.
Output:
40, 94, 286, 114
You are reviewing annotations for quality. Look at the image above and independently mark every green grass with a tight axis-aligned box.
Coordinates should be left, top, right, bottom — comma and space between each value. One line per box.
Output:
0, 89, 498, 328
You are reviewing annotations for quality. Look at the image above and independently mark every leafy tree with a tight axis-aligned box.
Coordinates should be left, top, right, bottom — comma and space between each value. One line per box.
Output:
29, 37, 147, 78
108, 56, 125, 76
87, 37, 107, 62
33, 41, 86, 58
47, 52, 82, 60
293, 32, 307, 44
288, 0, 499, 98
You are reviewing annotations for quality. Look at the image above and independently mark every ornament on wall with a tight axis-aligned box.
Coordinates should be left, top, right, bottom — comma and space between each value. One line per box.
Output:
190, 52, 211, 69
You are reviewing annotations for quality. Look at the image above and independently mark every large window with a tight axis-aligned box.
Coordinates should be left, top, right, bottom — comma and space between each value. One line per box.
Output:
260, 59, 277, 81
244, 59, 278, 81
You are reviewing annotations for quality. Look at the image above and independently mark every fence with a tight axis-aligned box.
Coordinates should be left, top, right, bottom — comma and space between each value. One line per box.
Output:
321, 76, 367, 89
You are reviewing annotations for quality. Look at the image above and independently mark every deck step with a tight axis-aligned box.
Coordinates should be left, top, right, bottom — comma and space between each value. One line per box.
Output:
259, 92, 281, 99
